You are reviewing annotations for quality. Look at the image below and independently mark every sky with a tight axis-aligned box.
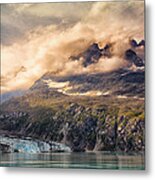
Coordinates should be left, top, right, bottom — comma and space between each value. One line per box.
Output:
1, 2, 93, 45
1, 0, 144, 93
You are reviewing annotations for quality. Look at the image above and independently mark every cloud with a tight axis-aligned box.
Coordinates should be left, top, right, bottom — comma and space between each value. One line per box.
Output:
1, 1, 144, 93
1, 2, 93, 45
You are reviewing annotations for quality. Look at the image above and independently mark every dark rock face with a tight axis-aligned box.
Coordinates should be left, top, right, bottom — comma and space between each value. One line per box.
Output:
82, 43, 101, 67
130, 39, 138, 48
70, 43, 102, 67
70, 43, 111, 67
125, 49, 144, 67
65, 116, 97, 152
139, 40, 145, 47
101, 44, 111, 57
0, 102, 145, 152
30, 68, 144, 98
130, 39, 145, 48
69, 40, 145, 68
0, 143, 12, 153
120, 71, 144, 83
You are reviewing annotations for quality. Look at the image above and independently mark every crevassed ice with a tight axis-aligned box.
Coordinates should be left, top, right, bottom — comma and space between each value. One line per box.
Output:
0, 136, 50, 153
0, 136, 71, 153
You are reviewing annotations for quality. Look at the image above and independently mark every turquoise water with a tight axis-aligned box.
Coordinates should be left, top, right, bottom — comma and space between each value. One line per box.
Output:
0, 152, 145, 170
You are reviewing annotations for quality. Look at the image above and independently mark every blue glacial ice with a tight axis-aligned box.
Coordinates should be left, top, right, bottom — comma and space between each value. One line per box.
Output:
0, 136, 71, 153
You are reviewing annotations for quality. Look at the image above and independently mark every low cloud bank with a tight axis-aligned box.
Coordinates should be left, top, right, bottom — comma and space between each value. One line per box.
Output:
1, 1, 144, 93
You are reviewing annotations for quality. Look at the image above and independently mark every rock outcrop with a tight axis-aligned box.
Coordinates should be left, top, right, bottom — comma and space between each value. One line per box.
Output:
0, 40, 145, 153
70, 43, 112, 67
0, 101, 145, 153
125, 49, 144, 67
130, 39, 145, 48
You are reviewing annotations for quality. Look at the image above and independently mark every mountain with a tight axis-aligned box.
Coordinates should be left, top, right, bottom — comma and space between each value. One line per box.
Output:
70, 40, 145, 68
0, 90, 25, 104
0, 40, 145, 152
29, 39, 145, 98
30, 68, 144, 98
1, 40, 145, 102
69, 43, 111, 67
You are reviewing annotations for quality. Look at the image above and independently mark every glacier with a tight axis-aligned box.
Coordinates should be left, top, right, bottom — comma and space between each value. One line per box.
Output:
0, 135, 71, 153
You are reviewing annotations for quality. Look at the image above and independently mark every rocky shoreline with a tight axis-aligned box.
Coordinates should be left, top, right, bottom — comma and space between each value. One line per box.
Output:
0, 100, 145, 153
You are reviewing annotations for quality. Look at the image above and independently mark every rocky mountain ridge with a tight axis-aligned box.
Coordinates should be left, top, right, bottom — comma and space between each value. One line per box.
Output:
0, 39, 145, 153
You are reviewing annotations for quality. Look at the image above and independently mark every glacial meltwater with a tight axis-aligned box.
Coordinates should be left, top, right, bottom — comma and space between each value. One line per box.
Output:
0, 152, 144, 170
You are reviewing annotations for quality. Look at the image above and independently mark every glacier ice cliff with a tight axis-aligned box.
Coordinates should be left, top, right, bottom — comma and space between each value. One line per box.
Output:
0, 135, 71, 153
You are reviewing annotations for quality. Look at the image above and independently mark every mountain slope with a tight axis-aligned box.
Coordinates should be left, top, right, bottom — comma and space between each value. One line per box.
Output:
30, 68, 144, 98
0, 40, 145, 152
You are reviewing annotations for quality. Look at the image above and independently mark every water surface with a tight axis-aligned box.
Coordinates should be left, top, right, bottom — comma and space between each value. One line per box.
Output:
0, 152, 144, 170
